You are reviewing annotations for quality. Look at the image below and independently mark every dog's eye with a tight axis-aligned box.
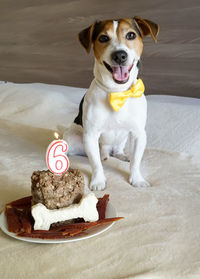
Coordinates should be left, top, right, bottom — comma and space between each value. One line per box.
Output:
98, 35, 110, 43
126, 32, 136, 40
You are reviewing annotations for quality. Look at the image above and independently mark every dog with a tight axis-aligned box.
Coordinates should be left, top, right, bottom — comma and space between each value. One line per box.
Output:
63, 17, 159, 190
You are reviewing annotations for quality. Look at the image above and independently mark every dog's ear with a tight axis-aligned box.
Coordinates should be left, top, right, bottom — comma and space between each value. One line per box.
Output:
134, 17, 159, 42
78, 21, 100, 53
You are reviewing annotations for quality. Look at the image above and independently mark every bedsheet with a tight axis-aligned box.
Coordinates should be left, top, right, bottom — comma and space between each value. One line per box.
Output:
0, 82, 199, 279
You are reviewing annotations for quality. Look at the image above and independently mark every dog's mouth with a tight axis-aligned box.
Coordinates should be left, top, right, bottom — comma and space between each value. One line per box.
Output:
103, 61, 133, 84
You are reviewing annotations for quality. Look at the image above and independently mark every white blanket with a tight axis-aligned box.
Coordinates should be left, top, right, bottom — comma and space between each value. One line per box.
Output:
0, 82, 200, 279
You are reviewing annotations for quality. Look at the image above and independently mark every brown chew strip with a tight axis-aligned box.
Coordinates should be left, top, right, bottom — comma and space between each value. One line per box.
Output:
18, 227, 84, 238
19, 213, 32, 234
52, 217, 123, 232
6, 196, 32, 208
17, 217, 123, 239
5, 207, 22, 233
96, 194, 109, 219
61, 218, 124, 235
17, 232, 78, 239
5, 194, 123, 239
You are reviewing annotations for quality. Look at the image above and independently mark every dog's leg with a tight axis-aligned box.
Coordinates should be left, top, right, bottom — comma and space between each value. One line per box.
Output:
63, 123, 86, 156
112, 138, 130, 162
114, 153, 130, 162
83, 131, 106, 191
100, 144, 110, 161
129, 129, 150, 187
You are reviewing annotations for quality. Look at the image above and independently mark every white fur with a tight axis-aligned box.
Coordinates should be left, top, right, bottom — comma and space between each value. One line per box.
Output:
63, 22, 150, 190
113, 20, 118, 39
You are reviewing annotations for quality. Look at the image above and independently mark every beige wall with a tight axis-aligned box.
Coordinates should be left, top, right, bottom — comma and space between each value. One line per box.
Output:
0, 0, 199, 98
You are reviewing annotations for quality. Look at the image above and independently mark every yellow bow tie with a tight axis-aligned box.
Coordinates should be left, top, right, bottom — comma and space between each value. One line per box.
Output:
109, 79, 145, 112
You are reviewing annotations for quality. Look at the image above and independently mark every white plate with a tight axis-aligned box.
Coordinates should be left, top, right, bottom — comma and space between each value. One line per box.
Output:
0, 203, 117, 244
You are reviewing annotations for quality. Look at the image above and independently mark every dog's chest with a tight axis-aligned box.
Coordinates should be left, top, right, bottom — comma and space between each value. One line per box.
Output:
104, 98, 146, 131
83, 83, 147, 132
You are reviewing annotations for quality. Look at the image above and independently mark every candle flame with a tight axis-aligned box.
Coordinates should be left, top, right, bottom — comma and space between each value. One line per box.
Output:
54, 132, 60, 140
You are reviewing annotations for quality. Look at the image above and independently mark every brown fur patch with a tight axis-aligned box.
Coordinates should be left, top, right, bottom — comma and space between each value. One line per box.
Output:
117, 19, 143, 57
93, 20, 113, 63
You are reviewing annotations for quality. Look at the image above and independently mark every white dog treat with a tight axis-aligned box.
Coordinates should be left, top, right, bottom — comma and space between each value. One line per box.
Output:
31, 193, 99, 230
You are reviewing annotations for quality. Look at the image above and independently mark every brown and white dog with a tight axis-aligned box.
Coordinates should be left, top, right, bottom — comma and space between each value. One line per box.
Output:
63, 17, 159, 190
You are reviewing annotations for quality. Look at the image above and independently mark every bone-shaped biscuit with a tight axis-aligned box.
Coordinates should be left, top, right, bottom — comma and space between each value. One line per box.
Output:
31, 192, 99, 230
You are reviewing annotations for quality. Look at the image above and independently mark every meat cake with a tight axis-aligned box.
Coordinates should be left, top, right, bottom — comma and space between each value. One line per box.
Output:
31, 168, 84, 209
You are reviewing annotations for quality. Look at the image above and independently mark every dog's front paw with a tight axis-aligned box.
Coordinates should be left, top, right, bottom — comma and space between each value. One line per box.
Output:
90, 181, 106, 191
90, 174, 106, 191
129, 177, 151, 188
114, 153, 130, 162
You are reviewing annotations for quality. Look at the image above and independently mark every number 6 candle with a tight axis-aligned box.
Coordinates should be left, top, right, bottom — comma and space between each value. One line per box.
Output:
46, 132, 70, 175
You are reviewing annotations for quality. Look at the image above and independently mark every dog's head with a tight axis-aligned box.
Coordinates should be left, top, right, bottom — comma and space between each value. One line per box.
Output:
78, 17, 159, 90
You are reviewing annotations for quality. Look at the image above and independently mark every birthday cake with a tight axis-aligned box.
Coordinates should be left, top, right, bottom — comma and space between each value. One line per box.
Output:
31, 168, 85, 210
4, 168, 122, 238
3, 137, 123, 238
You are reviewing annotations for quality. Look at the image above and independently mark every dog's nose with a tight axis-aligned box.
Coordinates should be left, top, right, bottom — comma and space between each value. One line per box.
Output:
111, 50, 128, 64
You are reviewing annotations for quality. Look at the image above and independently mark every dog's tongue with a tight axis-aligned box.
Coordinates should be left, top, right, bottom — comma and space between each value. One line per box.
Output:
112, 66, 129, 82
